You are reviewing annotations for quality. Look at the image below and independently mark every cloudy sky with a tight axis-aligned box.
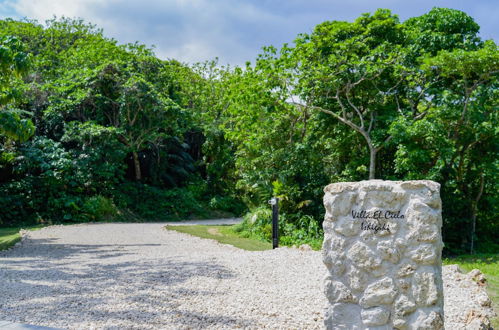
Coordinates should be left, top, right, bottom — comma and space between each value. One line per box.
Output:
0, 0, 497, 65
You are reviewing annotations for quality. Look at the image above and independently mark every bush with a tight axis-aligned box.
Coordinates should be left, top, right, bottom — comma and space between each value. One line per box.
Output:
233, 207, 323, 249
81, 195, 118, 221
208, 195, 246, 216
113, 182, 205, 220
0, 182, 30, 225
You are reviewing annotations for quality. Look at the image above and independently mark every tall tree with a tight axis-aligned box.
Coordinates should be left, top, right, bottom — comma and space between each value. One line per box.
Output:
253, 9, 431, 179
392, 41, 498, 253
0, 36, 34, 142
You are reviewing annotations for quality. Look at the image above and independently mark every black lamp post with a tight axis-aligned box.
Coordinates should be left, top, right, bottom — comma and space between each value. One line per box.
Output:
269, 197, 279, 249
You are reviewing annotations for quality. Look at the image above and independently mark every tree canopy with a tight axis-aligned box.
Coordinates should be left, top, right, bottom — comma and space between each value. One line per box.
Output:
0, 8, 497, 254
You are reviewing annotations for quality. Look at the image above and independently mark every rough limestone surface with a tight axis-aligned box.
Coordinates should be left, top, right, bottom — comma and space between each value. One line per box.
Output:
323, 180, 444, 330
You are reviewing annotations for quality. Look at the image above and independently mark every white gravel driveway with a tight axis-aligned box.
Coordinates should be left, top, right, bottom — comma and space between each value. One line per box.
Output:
0, 223, 324, 329
0, 223, 494, 329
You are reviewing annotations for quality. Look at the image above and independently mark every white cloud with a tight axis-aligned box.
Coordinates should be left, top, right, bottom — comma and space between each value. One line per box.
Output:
5, 0, 106, 21
1, 0, 282, 65
1, 0, 497, 65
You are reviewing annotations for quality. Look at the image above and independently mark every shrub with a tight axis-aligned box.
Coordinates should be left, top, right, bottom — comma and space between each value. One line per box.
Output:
113, 182, 205, 220
233, 207, 323, 249
81, 195, 118, 221
209, 195, 246, 216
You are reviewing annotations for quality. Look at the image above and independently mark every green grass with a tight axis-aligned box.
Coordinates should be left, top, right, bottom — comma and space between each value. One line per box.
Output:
165, 225, 272, 251
0, 225, 45, 251
444, 254, 499, 328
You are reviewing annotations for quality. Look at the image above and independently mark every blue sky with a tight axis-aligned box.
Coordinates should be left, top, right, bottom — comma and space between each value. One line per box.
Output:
0, 0, 497, 65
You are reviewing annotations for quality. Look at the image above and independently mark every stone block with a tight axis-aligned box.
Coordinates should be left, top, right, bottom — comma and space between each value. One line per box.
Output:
323, 180, 444, 329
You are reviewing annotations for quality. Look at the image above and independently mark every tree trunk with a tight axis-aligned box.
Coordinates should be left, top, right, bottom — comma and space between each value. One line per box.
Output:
470, 174, 485, 254
132, 151, 142, 181
369, 146, 376, 180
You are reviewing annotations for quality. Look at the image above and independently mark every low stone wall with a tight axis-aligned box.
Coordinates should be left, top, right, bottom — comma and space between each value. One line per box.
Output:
322, 180, 444, 330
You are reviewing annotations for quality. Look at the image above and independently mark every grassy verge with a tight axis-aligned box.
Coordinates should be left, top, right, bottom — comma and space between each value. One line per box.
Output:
0, 225, 45, 251
165, 225, 272, 251
444, 254, 498, 328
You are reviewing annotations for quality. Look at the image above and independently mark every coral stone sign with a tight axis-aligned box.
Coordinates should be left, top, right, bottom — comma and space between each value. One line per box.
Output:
322, 180, 444, 330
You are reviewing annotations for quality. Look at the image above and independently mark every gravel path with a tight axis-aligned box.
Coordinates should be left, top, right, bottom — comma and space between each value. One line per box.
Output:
0, 223, 494, 329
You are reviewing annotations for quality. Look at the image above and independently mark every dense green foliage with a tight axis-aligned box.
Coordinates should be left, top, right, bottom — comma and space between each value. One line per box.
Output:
0, 35, 34, 142
197, 8, 498, 254
233, 207, 323, 250
0, 18, 242, 224
0, 8, 497, 254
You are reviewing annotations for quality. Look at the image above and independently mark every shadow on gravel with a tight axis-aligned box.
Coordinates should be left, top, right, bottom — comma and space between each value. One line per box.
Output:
0, 238, 256, 328
0, 238, 165, 260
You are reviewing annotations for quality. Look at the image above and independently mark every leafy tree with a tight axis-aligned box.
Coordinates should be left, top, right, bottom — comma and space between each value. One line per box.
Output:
0, 36, 34, 142
251, 9, 433, 179
0, 11, 496, 254
404, 7, 481, 55
392, 40, 498, 253
0, 17, 202, 223
210, 8, 498, 252
42, 34, 186, 181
